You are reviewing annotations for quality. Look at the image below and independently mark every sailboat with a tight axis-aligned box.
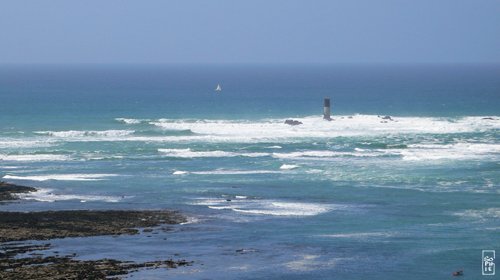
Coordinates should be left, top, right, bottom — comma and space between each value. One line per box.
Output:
215, 84, 222, 92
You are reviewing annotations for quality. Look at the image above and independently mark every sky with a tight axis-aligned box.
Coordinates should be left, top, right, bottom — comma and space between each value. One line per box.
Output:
0, 0, 499, 64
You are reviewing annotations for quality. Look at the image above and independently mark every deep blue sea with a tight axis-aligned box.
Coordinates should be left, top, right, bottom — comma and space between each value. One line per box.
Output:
0, 64, 499, 279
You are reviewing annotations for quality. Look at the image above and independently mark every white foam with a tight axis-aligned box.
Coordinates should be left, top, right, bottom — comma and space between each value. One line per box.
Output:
401, 143, 500, 161
3, 173, 118, 181
0, 154, 71, 162
306, 169, 324, 174
280, 164, 299, 170
1, 166, 24, 169
9, 115, 496, 145
191, 169, 281, 175
285, 255, 340, 271
319, 232, 394, 239
273, 151, 337, 158
172, 170, 189, 175
453, 208, 500, 221
0, 139, 56, 148
272, 149, 395, 159
232, 202, 332, 216
149, 115, 500, 143
115, 118, 145, 124
17, 188, 123, 203
34, 130, 134, 138
192, 197, 335, 217
158, 148, 269, 158
180, 216, 201, 225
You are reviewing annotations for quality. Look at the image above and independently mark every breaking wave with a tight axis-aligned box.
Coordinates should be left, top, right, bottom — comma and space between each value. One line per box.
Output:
191, 197, 339, 217
280, 164, 299, 170
401, 143, 500, 161
150, 115, 500, 142
3, 173, 118, 181
34, 130, 134, 138
452, 208, 500, 221
17, 188, 124, 203
0, 154, 71, 162
173, 170, 281, 175
115, 118, 147, 124
158, 148, 269, 158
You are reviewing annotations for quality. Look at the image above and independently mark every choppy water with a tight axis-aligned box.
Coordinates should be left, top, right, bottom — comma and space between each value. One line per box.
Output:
0, 64, 499, 279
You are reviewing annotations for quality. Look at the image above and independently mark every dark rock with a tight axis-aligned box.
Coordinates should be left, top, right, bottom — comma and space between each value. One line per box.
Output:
381, 115, 393, 120
284, 119, 303, 126
0, 210, 186, 242
0, 254, 193, 280
0, 181, 37, 201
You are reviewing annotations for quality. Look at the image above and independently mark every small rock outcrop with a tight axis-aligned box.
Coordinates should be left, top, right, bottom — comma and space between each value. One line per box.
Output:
284, 119, 303, 126
0, 181, 37, 201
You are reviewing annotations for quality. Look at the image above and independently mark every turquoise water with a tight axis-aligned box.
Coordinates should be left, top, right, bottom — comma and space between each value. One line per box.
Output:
0, 64, 499, 279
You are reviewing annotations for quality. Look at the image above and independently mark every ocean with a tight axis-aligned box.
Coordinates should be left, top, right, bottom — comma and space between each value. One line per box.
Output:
0, 64, 499, 279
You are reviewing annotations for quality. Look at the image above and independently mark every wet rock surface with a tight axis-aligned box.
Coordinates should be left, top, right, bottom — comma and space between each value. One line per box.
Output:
0, 250, 192, 280
0, 210, 186, 242
0, 181, 37, 201
0, 210, 191, 279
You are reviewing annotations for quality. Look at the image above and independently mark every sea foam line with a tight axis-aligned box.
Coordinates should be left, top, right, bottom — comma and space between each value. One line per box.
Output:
16, 188, 124, 203
150, 115, 500, 141
185, 169, 282, 175
452, 208, 500, 221
158, 148, 269, 158
0, 139, 57, 149
115, 118, 148, 124
401, 143, 500, 161
0, 154, 71, 162
14, 115, 499, 145
3, 173, 118, 181
191, 197, 338, 217
318, 232, 394, 239
34, 130, 134, 138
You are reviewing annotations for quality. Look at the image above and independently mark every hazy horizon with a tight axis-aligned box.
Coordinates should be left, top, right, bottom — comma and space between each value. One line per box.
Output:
1, 0, 499, 64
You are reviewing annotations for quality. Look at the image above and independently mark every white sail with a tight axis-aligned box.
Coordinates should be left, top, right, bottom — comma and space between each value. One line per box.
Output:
215, 84, 222, 91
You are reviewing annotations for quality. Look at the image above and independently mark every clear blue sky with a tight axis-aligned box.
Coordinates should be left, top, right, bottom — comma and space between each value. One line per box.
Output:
0, 0, 499, 64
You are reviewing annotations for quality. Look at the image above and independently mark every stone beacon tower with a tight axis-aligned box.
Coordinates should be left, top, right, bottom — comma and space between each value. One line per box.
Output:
323, 97, 332, 120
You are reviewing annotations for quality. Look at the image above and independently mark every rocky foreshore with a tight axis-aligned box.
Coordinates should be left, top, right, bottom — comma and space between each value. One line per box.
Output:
0, 210, 186, 242
0, 210, 191, 279
1, 251, 192, 280
0, 182, 192, 279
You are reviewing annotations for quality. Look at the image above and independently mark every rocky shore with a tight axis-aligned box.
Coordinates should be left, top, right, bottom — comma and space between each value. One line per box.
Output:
0, 182, 193, 279
1, 250, 192, 280
0, 210, 186, 242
